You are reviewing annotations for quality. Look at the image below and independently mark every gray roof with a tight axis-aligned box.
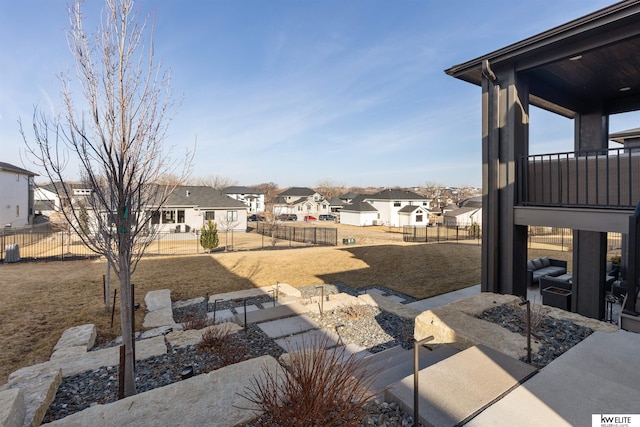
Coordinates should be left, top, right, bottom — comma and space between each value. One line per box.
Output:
329, 197, 346, 206
166, 186, 247, 209
0, 162, 37, 176
339, 192, 360, 200
278, 187, 316, 197
459, 196, 482, 208
341, 194, 378, 213
223, 186, 264, 195
610, 128, 640, 144
367, 188, 428, 201
444, 206, 481, 218
398, 205, 426, 213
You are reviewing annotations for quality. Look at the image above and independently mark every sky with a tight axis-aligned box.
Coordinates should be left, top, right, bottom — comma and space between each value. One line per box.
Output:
1, 0, 638, 189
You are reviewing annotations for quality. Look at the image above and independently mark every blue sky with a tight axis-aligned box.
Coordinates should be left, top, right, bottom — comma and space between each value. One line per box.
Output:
1, 0, 637, 188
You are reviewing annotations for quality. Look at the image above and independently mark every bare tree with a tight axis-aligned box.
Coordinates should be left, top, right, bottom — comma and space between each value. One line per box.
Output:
315, 179, 345, 201
251, 182, 281, 246
21, 0, 191, 397
190, 174, 237, 190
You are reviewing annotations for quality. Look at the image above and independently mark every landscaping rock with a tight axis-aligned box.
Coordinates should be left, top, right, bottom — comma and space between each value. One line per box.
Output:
0, 367, 61, 427
41, 355, 283, 427
165, 323, 242, 348
358, 293, 421, 319
143, 307, 177, 329
49, 346, 87, 361
144, 289, 172, 312
0, 389, 25, 427
52, 324, 96, 352
9, 336, 167, 381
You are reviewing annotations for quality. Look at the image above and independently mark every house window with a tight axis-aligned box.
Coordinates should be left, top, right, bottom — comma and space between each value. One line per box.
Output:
306, 204, 312, 211
227, 210, 238, 222
177, 210, 185, 223
322, 204, 327, 209
394, 201, 401, 207
163, 210, 176, 224
416, 214, 423, 222
151, 211, 160, 224
423, 202, 428, 206
204, 211, 215, 221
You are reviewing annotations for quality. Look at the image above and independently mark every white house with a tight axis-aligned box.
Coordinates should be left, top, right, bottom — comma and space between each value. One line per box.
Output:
149, 186, 248, 233
340, 189, 432, 227
0, 162, 37, 228
222, 186, 265, 214
443, 207, 482, 227
272, 187, 330, 219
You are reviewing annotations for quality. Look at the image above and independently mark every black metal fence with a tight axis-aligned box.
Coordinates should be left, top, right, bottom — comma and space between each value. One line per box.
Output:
252, 222, 338, 247
402, 225, 481, 244
0, 222, 338, 262
527, 226, 622, 252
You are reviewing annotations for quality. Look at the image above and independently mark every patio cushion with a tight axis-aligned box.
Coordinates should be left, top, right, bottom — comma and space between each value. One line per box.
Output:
527, 260, 535, 270
532, 258, 543, 269
540, 256, 551, 267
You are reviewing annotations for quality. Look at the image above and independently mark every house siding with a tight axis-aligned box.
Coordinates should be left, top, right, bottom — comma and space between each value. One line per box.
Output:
0, 168, 33, 227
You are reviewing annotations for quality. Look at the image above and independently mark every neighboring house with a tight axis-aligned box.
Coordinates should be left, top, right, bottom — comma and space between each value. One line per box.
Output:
340, 189, 432, 227
272, 187, 330, 219
397, 205, 431, 227
443, 206, 482, 227
149, 186, 247, 233
33, 182, 94, 216
445, 1, 640, 322
222, 186, 265, 214
339, 195, 379, 226
0, 162, 37, 228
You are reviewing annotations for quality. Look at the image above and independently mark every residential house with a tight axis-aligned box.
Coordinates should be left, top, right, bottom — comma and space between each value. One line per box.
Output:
443, 206, 482, 228
149, 186, 247, 233
33, 182, 94, 216
272, 187, 330, 219
0, 162, 37, 228
222, 186, 265, 214
445, 1, 640, 323
340, 189, 431, 227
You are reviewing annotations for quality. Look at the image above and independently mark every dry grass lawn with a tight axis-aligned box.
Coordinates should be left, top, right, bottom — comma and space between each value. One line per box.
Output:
0, 231, 572, 383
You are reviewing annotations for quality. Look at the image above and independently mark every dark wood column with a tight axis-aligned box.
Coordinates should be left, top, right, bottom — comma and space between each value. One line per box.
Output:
573, 111, 609, 319
481, 62, 529, 297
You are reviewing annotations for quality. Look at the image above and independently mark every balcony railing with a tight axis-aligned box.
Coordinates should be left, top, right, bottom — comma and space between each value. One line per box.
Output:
519, 146, 640, 209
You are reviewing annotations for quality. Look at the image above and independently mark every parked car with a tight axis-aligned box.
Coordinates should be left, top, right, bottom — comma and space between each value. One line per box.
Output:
277, 214, 298, 221
318, 214, 335, 221
247, 214, 265, 222
304, 215, 317, 221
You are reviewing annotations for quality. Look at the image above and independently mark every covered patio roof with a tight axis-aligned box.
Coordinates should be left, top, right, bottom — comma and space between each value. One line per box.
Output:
445, 0, 640, 118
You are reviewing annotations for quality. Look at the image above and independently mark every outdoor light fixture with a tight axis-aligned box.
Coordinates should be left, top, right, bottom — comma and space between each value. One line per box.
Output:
569, 55, 582, 61
620, 86, 632, 92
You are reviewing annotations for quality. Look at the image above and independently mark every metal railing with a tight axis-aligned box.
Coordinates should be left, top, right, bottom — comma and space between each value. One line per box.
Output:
519, 146, 640, 209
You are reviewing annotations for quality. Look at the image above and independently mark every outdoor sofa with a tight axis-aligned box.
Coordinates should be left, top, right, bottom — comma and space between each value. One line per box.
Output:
527, 257, 567, 287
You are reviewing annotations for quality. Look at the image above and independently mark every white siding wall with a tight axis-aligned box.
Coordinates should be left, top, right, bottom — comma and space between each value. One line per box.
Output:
340, 211, 378, 226
0, 170, 30, 227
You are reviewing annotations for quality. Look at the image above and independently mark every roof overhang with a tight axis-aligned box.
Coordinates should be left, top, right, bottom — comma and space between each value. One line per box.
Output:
445, 0, 640, 118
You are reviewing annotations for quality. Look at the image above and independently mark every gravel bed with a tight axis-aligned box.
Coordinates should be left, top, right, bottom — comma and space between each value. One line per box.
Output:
476, 303, 594, 368
43, 284, 590, 426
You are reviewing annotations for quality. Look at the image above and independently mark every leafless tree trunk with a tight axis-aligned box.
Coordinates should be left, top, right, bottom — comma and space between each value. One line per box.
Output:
22, 0, 192, 397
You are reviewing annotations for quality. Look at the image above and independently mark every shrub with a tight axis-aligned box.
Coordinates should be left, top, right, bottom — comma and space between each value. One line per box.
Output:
197, 325, 247, 366
240, 334, 381, 426
182, 315, 217, 331
340, 303, 371, 320
200, 220, 219, 252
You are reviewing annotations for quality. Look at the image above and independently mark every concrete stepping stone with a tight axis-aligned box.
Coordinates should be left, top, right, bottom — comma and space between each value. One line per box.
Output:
257, 315, 320, 338
362, 288, 386, 295
274, 328, 341, 353
41, 355, 283, 427
233, 304, 259, 315
9, 336, 168, 381
208, 283, 302, 304
385, 294, 406, 304
235, 302, 310, 326
53, 324, 96, 351
0, 389, 25, 427
358, 293, 421, 319
385, 344, 537, 427
0, 367, 61, 427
